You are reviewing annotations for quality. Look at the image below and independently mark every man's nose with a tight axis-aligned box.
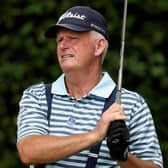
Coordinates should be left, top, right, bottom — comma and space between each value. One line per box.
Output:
59, 39, 70, 49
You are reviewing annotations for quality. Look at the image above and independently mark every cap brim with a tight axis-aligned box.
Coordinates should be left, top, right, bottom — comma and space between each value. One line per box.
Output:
44, 23, 91, 38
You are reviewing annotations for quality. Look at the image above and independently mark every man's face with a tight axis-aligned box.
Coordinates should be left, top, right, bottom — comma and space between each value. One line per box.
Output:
56, 28, 97, 73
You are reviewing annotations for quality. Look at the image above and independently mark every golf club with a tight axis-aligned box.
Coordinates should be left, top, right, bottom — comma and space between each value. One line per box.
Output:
116, 0, 128, 104
107, 0, 129, 161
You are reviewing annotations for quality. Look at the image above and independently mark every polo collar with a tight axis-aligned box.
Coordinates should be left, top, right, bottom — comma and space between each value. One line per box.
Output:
51, 72, 116, 99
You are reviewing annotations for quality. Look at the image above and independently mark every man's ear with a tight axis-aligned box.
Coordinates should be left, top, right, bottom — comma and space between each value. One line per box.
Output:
94, 38, 106, 57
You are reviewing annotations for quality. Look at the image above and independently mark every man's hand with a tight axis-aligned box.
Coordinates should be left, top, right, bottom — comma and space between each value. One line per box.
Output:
92, 103, 128, 143
107, 120, 129, 161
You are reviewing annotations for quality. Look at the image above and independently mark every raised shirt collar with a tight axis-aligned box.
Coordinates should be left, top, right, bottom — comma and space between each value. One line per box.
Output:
52, 72, 116, 99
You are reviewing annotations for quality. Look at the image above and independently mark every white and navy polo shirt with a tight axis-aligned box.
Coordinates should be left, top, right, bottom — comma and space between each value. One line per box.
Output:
17, 72, 163, 168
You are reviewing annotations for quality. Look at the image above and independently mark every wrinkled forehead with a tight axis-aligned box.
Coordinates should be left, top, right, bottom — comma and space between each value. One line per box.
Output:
56, 28, 93, 41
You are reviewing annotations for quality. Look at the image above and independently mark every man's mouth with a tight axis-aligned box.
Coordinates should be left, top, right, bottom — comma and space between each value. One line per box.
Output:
61, 54, 74, 59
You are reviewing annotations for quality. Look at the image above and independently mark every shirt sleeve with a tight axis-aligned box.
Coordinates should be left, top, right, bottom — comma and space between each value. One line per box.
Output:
17, 83, 49, 143
127, 94, 163, 167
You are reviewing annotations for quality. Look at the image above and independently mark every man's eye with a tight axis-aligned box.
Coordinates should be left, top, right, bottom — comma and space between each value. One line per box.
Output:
71, 37, 78, 40
56, 38, 62, 43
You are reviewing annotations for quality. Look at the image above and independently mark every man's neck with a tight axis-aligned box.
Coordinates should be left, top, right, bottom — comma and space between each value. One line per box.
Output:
65, 71, 103, 99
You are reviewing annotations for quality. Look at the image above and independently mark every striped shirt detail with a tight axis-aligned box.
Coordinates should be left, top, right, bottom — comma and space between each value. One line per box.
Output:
17, 72, 163, 168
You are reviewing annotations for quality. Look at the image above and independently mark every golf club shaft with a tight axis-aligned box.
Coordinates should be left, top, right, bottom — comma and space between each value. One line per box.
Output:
116, 0, 128, 104
107, 1, 129, 159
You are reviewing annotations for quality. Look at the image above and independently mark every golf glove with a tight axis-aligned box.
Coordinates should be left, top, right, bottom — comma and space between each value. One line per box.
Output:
107, 120, 129, 161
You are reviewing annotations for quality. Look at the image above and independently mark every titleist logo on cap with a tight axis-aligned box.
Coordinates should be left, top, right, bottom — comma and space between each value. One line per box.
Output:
58, 11, 86, 22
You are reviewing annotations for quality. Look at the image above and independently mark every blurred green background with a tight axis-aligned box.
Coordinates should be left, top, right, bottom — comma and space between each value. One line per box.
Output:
0, 0, 167, 167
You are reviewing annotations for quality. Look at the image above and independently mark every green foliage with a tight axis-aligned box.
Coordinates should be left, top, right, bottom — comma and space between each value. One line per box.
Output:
0, 0, 167, 167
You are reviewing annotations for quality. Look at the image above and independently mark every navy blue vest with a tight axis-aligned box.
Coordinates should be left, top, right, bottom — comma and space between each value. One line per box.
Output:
35, 84, 117, 168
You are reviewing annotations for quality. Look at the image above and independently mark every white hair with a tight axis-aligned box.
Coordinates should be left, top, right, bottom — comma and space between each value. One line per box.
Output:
90, 31, 109, 64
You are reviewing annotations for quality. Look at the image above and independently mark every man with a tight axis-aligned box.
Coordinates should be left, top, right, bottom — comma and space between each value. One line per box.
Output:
17, 6, 163, 168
